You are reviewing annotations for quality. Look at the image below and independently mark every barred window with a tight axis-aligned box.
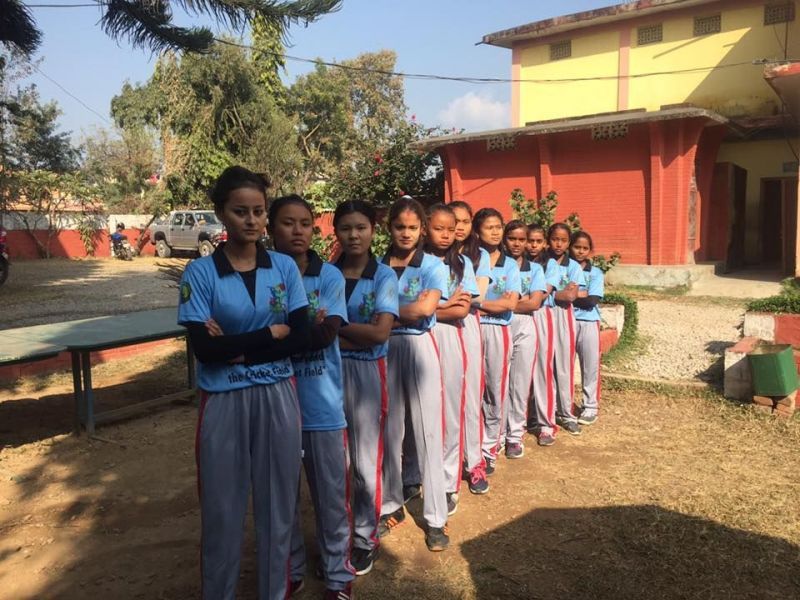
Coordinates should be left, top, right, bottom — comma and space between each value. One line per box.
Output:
637, 23, 663, 45
592, 124, 628, 141
694, 14, 721, 35
765, 2, 795, 25
549, 40, 572, 60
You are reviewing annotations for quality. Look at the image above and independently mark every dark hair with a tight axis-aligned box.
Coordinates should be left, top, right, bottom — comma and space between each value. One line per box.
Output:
547, 222, 572, 264
333, 199, 376, 228
504, 219, 527, 238
450, 200, 482, 271
210, 166, 270, 212
268, 194, 314, 230
473, 208, 504, 250
426, 203, 464, 285
387, 196, 427, 254
116, 222, 125, 230
527, 223, 549, 265
527, 222, 545, 236
571, 230, 594, 250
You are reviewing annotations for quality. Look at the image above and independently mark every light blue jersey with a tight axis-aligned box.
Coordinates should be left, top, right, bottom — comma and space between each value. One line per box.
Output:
544, 256, 586, 308
334, 256, 399, 361
177, 246, 308, 393
382, 247, 449, 335
574, 263, 605, 322
446, 255, 480, 298
292, 251, 349, 431
518, 258, 548, 314
480, 251, 522, 326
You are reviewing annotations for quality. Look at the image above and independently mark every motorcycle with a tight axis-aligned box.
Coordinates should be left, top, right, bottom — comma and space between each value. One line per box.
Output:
110, 232, 134, 261
0, 226, 9, 286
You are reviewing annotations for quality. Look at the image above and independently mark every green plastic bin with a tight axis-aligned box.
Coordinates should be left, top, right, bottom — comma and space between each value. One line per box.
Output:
748, 344, 798, 397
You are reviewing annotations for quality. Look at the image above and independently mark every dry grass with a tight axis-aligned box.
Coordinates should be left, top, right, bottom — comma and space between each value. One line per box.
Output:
0, 352, 798, 599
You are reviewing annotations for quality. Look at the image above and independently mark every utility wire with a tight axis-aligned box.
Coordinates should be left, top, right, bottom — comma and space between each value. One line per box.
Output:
32, 65, 112, 125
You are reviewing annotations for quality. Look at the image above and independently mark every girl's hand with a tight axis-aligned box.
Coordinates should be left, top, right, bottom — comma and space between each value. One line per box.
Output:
270, 324, 291, 339
314, 308, 328, 325
205, 318, 224, 337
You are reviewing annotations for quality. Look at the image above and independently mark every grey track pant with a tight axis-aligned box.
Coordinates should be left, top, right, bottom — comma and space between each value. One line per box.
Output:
481, 323, 512, 462
576, 320, 601, 417
195, 380, 301, 600
290, 429, 355, 590
434, 322, 467, 494
529, 307, 556, 436
382, 333, 448, 529
506, 313, 536, 445
553, 304, 578, 424
342, 357, 388, 551
462, 311, 485, 474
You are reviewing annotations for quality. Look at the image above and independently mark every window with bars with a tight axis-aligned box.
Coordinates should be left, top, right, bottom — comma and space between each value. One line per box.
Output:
764, 2, 795, 25
694, 14, 721, 35
637, 23, 663, 45
549, 40, 572, 60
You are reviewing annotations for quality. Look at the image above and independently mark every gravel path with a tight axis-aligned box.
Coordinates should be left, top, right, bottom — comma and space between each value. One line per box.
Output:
1, 257, 186, 329
623, 299, 745, 383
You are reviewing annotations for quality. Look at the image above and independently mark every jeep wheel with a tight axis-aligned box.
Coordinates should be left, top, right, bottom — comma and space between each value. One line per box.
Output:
198, 240, 214, 257
155, 239, 172, 258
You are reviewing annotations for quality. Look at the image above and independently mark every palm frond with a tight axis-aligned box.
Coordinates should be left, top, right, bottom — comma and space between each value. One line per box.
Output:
101, 0, 215, 53
0, 0, 42, 56
171, 0, 342, 33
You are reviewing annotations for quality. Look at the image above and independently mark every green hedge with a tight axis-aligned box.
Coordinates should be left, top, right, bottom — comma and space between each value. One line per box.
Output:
601, 292, 639, 365
746, 295, 800, 314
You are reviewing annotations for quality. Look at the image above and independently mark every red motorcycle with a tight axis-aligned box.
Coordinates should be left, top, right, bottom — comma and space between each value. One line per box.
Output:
0, 226, 9, 286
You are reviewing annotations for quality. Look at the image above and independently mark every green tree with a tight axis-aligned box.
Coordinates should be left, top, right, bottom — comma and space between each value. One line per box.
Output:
1, 0, 340, 57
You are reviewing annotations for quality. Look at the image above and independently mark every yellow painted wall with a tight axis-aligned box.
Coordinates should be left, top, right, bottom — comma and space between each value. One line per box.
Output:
517, 29, 619, 124
716, 138, 799, 262
516, 1, 800, 122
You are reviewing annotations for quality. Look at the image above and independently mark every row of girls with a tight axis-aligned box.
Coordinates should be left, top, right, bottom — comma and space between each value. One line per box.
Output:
178, 166, 604, 600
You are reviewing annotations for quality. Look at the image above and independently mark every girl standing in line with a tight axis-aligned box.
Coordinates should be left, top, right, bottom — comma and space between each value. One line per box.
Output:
333, 200, 399, 576
378, 197, 451, 552
545, 223, 585, 437
502, 220, 547, 458
570, 231, 604, 426
526, 223, 560, 446
472, 208, 521, 475
450, 201, 491, 495
426, 203, 478, 517
178, 166, 310, 600
269, 195, 355, 600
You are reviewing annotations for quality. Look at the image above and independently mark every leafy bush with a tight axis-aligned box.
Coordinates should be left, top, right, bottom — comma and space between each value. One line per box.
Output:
601, 292, 639, 366
747, 295, 800, 314
592, 252, 622, 273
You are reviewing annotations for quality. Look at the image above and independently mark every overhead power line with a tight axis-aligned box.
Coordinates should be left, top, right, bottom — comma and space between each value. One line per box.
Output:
32, 65, 112, 125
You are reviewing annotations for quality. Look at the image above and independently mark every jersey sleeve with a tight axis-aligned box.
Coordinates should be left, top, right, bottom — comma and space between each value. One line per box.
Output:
375, 266, 400, 317
589, 267, 605, 299
531, 263, 548, 293
321, 265, 349, 325
177, 261, 213, 325
282, 257, 309, 313
461, 258, 480, 297
424, 256, 450, 300
569, 260, 586, 287
506, 260, 522, 295
544, 258, 560, 289
476, 248, 491, 278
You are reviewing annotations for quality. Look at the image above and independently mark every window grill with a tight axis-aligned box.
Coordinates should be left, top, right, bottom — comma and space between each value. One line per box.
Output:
592, 124, 629, 141
549, 40, 572, 60
694, 14, 721, 35
765, 2, 795, 25
637, 23, 663, 45
486, 136, 517, 152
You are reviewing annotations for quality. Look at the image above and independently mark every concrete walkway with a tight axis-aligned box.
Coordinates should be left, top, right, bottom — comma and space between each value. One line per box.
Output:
687, 268, 783, 299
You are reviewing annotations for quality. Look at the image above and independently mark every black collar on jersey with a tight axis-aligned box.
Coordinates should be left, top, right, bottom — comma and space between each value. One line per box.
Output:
493, 250, 507, 268
518, 256, 531, 272
381, 245, 424, 269
304, 250, 324, 277
582, 260, 593, 273
334, 254, 379, 280
551, 252, 570, 266
212, 241, 272, 277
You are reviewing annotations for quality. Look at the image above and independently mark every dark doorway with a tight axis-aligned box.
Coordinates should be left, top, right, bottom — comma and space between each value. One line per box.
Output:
761, 177, 799, 273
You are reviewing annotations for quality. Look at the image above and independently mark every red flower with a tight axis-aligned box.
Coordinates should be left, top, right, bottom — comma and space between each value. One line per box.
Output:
373, 170, 381, 177
411, 114, 416, 121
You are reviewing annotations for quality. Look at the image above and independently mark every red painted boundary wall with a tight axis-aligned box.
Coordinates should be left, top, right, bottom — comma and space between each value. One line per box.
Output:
7, 228, 155, 260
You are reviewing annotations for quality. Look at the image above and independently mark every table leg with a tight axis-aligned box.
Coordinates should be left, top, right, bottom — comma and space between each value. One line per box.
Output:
186, 336, 196, 390
71, 352, 83, 435
81, 352, 95, 436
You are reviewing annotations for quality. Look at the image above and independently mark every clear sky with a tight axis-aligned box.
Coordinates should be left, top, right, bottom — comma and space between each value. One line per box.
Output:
22, 0, 613, 140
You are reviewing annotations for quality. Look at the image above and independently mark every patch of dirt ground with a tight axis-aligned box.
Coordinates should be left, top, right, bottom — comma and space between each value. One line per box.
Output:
1, 348, 799, 600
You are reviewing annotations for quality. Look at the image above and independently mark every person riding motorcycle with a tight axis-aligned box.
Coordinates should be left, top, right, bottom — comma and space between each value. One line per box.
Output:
110, 223, 133, 260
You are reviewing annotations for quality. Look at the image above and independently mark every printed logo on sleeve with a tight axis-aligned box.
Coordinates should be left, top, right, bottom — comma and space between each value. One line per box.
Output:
492, 275, 508, 295
558, 273, 570, 290
400, 276, 422, 301
521, 273, 532, 295
306, 289, 321, 321
180, 282, 191, 303
358, 291, 376, 319
269, 283, 287, 313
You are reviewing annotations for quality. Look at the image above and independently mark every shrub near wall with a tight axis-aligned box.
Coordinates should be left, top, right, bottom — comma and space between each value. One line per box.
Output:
602, 292, 638, 365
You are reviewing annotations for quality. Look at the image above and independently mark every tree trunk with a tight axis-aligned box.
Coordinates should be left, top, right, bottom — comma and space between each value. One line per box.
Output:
135, 214, 158, 256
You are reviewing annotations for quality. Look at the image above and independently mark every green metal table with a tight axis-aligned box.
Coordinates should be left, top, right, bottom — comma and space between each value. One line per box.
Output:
0, 308, 195, 434
0, 340, 66, 366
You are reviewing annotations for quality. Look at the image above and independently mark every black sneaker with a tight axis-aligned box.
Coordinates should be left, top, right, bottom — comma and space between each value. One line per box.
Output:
467, 465, 489, 495
351, 546, 376, 576
288, 579, 304, 596
323, 583, 353, 600
537, 432, 556, 446
578, 413, 598, 426
557, 418, 582, 436
505, 442, 524, 459
425, 526, 450, 552
377, 507, 405, 538
485, 459, 496, 476
446, 492, 458, 516
403, 483, 421, 504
